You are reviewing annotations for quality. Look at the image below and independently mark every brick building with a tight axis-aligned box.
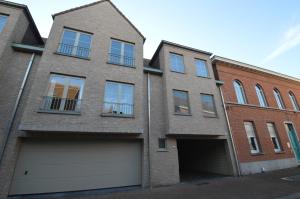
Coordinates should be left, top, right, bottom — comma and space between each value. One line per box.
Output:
212, 56, 300, 174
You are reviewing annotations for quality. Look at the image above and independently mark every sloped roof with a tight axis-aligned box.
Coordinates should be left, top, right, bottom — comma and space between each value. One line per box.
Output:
52, 0, 145, 42
0, 1, 44, 45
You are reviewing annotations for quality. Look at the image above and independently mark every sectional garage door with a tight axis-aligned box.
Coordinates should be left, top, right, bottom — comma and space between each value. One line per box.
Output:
9, 139, 142, 195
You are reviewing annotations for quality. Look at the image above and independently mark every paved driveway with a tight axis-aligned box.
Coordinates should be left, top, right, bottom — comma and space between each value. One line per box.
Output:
71, 167, 300, 199
12, 167, 300, 199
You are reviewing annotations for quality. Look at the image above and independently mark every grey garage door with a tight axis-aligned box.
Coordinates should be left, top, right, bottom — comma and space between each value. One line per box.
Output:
9, 139, 142, 195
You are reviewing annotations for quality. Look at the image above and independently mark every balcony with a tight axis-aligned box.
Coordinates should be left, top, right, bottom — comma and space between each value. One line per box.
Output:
57, 43, 90, 59
39, 96, 81, 114
108, 53, 135, 67
102, 102, 134, 117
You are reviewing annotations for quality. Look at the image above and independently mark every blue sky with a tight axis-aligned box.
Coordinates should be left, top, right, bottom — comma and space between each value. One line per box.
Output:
14, 0, 300, 77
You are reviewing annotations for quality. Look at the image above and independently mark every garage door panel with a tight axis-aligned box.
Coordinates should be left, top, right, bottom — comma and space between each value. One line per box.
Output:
9, 140, 142, 195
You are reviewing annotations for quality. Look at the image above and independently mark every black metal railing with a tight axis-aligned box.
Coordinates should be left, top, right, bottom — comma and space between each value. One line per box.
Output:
57, 43, 90, 58
108, 53, 135, 67
103, 102, 134, 116
40, 96, 81, 113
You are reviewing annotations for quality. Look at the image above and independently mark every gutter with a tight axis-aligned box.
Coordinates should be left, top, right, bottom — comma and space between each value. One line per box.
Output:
217, 81, 241, 176
0, 53, 36, 165
147, 73, 152, 188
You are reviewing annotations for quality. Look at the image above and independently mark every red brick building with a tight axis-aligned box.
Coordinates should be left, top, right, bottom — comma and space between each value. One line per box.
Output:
212, 56, 300, 174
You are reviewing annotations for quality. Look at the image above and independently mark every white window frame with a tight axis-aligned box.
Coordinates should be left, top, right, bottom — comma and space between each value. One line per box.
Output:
195, 59, 209, 77
255, 84, 268, 107
170, 53, 185, 73
273, 89, 285, 109
58, 28, 92, 57
103, 81, 134, 115
0, 14, 8, 33
46, 74, 85, 111
244, 121, 260, 154
289, 91, 299, 111
109, 39, 135, 66
233, 80, 247, 104
266, 123, 282, 153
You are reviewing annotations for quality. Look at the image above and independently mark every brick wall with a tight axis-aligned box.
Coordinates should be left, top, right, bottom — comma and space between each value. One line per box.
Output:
215, 62, 300, 163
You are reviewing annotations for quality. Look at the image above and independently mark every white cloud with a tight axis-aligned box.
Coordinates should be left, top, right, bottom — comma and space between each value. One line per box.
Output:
262, 24, 300, 64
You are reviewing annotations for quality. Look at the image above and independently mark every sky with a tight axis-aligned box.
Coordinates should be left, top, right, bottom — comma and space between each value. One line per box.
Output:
13, 0, 300, 78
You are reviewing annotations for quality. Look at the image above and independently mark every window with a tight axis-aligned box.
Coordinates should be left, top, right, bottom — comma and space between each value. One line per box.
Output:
109, 39, 135, 67
40, 74, 85, 113
255, 84, 268, 107
267, 123, 282, 152
170, 53, 185, 73
289, 91, 299, 111
195, 59, 209, 77
233, 80, 247, 104
173, 90, 190, 114
158, 138, 167, 149
103, 81, 134, 116
58, 28, 92, 58
200, 94, 217, 117
244, 122, 260, 154
0, 15, 8, 33
273, 88, 285, 109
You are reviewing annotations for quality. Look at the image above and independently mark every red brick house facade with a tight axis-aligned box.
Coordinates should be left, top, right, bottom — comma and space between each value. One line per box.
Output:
212, 56, 300, 174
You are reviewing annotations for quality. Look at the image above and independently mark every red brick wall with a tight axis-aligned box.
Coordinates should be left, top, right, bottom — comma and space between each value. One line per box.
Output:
215, 62, 300, 163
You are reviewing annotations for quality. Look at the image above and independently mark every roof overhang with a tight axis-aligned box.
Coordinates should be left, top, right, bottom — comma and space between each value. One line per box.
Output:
212, 55, 300, 84
0, 1, 44, 45
149, 40, 212, 65
12, 43, 44, 54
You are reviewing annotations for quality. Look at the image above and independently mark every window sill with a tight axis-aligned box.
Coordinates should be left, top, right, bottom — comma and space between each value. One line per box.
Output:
275, 151, 285, 154
170, 70, 185, 74
107, 61, 136, 68
100, 113, 134, 118
250, 152, 264, 156
54, 52, 91, 60
196, 75, 211, 79
157, 149, 168, 152
174, 113, 192, 116
37, 110, 81, 115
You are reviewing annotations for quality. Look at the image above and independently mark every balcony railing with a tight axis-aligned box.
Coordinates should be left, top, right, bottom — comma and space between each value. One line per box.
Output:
108, 53, 135, 67
57, 43, 90, 58
40, 96, 81, 113
102, 102, 134, 116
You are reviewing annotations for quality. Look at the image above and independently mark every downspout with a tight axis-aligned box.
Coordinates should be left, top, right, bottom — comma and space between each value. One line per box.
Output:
0, 53, 36, 165
147, 72, 152, 188
218, 84, 241, 176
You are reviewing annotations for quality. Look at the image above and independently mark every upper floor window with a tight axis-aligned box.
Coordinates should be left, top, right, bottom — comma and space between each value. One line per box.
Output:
195, 59, 209, 77
57, 28, 92, 58
266, 123, 282, 153
233, 80, 247, 104
170, 53, 185, 73
289, 91, 299, 111
173, 90, 190, 114
0, 15, 8, 33
244, 121, 260, 154
109, 39, 135, 67
40, 74, 85, 113
273, 88, 285, 109
255, 84, 268, 107
200, 94, 217, 117
103, 81, 134, 116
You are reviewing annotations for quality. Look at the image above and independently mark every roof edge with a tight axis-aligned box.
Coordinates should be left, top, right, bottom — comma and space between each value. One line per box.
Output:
149, 40, 212, 65
52, 0, 146, 42
212, 55, 300, 83
0, 1, 44, 45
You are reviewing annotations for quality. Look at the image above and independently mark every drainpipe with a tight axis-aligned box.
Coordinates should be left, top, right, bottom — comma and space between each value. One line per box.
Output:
0, 53, 36, 165
147, 72, 152, 188
218, 83, 241, 176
